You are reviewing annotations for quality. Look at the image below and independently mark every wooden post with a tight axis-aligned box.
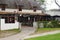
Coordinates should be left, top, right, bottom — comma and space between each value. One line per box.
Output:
0, 16, 1, 32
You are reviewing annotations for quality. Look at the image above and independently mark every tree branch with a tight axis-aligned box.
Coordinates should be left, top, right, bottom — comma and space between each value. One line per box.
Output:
55, 0, 60, 8
28, 1, 33, 9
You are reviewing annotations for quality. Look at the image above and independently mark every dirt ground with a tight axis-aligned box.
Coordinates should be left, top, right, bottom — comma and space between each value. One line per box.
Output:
0, 29, 20, 38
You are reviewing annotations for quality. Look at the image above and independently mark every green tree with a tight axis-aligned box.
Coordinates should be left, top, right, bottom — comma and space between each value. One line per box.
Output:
39, 0, 45, 4
39, 0, 45, 13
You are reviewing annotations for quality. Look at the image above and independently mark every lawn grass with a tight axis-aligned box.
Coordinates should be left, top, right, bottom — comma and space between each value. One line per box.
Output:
25, 33, 60, 40
35, 28, 60, 34
0, 29, 20, 38
1, 29, 20, 32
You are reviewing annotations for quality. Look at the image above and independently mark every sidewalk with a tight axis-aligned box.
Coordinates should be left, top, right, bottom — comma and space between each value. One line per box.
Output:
0, 27, 60, 40
24, 30, 60, 39
0, 26, 35, 40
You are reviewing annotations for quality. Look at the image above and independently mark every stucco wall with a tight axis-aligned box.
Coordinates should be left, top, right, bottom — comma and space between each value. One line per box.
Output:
0, 19, 1, 30
46, 11, 60, 16
55, 17, 60, 21
1, 19, 19, 30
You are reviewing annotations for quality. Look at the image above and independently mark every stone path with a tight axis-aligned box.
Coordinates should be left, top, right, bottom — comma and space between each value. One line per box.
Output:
24, 30, 60, 39
0, 26, 35, 40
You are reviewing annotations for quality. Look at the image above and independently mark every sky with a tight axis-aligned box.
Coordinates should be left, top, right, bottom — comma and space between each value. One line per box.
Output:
44, 0, 60, 16
45, 0, 60, 10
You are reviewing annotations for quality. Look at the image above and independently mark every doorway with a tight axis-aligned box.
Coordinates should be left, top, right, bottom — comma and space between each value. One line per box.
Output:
18, 15, 34, 27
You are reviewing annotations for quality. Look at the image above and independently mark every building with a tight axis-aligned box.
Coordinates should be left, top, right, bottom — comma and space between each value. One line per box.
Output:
0, 0, 45, 30
0, 7, 47, 30
0, 0, 59, 30
46, 9, 60, 21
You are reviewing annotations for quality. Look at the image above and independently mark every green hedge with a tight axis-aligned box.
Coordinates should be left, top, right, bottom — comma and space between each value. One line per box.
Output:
38, 20, 60, 28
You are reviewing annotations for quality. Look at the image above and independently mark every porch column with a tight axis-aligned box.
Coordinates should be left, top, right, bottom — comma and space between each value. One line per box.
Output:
0, 16, 1, 31
19, 22, 21, 30
18, 14, 22, 30
15, 14, 21, 30
33, 17, 38, 29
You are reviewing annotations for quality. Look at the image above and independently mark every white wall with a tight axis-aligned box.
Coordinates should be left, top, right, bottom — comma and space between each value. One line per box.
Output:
0, 19, 1, 30
33, 22, 38, 28
55, 17, 60, 21
46, 11, 60, 16
1, 19, 19, 30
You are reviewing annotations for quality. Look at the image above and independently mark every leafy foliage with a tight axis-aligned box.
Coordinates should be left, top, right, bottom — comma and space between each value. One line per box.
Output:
38, 20, 60, 28
40, 0, 45, 2
39, 0, 45, 4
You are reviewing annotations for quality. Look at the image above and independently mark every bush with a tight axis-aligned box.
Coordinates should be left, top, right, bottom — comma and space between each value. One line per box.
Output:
38, 20, 60, 28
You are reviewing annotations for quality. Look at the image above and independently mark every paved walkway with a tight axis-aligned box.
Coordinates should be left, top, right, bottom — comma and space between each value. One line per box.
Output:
0, 27, 60, 40
24, 30, 60, 39
0, 26, 35, 40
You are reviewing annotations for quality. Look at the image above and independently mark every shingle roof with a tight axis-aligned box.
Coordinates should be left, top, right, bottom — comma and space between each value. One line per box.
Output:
0, 0, 7, 4
0, 0, 41, 9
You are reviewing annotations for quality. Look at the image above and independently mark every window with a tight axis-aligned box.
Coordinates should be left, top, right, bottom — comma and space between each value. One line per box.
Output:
33, 6, 37, 12
1, 6, 5, 10
0, 4, 7, 11
5, 17, 15, 23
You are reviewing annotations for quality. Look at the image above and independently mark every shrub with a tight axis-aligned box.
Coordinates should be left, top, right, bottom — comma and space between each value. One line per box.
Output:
38, 20, 60, 28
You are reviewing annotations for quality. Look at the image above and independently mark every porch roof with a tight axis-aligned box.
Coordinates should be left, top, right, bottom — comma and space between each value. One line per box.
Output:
0, 9, 46, 15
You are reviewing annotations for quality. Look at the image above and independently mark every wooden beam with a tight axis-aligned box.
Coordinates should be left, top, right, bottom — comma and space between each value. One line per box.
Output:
0, 10, 46, 15
17, 11, 46, 15
0, 11, 14, 14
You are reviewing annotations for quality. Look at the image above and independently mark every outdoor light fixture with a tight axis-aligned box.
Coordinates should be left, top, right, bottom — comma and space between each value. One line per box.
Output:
20, 14, 22, 16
